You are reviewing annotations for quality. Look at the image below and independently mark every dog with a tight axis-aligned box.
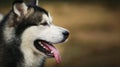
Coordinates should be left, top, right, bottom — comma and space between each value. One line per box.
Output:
0, 0, 69, 67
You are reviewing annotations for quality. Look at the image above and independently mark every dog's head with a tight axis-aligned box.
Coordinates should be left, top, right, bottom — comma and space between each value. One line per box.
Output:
8, 0, 69, 63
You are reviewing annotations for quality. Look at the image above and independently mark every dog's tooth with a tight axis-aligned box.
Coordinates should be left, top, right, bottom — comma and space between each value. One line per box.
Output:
51, 51, 54, 53
43, 47, 46, 48
41, 44, 43, 47
39, 42, 42, 44
39, 42, 44, 46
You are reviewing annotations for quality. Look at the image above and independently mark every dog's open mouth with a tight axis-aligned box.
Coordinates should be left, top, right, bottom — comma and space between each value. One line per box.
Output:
34, 40, 61, 63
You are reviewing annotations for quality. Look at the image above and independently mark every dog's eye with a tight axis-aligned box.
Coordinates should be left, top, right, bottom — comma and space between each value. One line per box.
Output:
41, 22, 48, 26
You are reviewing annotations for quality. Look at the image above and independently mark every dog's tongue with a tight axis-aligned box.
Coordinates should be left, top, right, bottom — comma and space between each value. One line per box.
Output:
42, 42, 61, 63
47, 44, 61, 63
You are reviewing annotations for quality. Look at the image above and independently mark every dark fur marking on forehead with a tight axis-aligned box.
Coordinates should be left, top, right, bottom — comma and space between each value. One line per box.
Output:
28, 5, 49, 16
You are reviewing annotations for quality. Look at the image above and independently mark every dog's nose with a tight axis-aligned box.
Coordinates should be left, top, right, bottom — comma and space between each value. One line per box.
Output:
62, 31, 69, 39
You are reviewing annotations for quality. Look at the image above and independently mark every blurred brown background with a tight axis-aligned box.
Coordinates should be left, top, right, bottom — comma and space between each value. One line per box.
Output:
0, 0, 120, 67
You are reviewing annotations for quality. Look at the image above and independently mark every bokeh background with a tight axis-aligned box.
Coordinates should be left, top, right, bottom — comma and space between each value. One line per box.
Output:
0, 0, 120, 67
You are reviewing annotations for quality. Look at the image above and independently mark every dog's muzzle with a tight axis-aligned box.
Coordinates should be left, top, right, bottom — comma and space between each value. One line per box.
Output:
33, 30, 69, 64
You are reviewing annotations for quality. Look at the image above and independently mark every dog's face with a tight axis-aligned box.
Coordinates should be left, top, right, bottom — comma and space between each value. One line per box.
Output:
9, 0, 69, 63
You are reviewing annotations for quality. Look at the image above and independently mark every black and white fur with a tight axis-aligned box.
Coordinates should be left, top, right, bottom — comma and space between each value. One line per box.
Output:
0, 0, 69, 67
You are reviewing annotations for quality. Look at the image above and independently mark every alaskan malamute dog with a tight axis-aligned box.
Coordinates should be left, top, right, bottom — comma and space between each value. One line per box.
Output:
0, 0, 69, 67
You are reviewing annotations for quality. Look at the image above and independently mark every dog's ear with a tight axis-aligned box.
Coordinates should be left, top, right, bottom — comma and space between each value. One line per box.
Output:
12, 0, 28, 17
29, 0, 39, 6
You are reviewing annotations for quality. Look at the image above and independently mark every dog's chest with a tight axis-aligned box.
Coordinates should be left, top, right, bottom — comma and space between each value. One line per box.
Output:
23, 53, 45, 67
20, 45, 45, 67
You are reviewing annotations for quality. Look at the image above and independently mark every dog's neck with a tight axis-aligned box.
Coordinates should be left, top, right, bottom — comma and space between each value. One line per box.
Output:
20, 43, 46, 67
